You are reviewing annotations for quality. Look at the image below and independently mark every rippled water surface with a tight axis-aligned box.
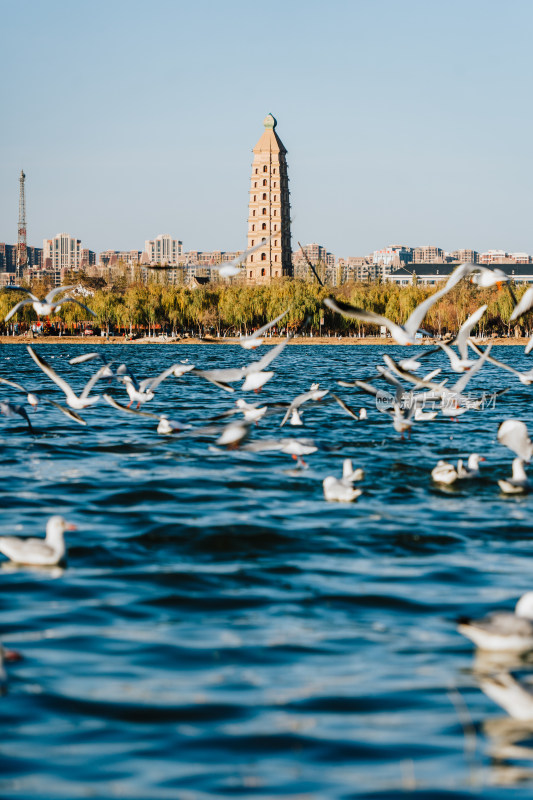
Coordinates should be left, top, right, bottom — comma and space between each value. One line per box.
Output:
3, 342, 533, 798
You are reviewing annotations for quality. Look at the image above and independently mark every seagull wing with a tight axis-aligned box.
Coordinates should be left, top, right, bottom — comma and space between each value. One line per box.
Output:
498, 419, 533, 462
452, 304, 488, 360
44, 285, 76, 303
5, 299, 34, 322
250, 307, 290, 339
26, 345, 77, 402
330, 393, 360, 420
247, 335, 292, 373
404, 280, 460, 338
3, 286, 39, 301
59, 298, 97, 317
0, 377, 28, 393
468, 340, 524, 380
324, 297, 394, 330
103, 394, 160, 418
69, 353, 104, 365
43, 398, 87, 425
139, 364, 177, 392
510, 287, 533, 322
79, 365, 107, 399
214, 234, 275, 276
452, 342, 492, 394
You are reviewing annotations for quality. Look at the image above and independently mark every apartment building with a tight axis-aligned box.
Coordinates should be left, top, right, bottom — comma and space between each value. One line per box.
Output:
144, 235, 183, 265
42, 233, 82, 271
412, 246, 444, 263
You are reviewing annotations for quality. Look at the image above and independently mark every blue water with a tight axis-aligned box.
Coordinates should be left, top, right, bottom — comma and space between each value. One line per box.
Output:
1, 342, 533, 798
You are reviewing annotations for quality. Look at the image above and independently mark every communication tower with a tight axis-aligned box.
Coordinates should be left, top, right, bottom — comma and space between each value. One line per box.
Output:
17, 169, 28, 270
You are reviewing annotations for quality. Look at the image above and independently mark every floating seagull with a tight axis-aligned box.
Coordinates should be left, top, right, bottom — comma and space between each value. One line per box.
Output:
324, 263, 465, 345
0, 515, 75, 566
432, 454, 485, 484
431, 460, 458, 485
457, 453, 485, 479
238, 308, 289, 349
498, 420, 533, 463
323, 458, 364, 502
0, 401, 33, 432
457, 593, 533, 652
479, 671, 533, 720
323, 475, 362, 502
27, 346, 104, 410
498, 459, 531, 495
342, 458, 364, 482
4, 285, 96, 321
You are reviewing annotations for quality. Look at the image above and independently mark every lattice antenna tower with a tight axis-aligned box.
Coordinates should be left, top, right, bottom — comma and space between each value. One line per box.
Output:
17, 169, 28, 270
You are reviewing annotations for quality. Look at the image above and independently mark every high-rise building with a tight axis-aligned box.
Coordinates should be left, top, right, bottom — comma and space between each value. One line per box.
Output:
42, 233, 82, 270
144, 235, 183, 265
246, 114, 292, 282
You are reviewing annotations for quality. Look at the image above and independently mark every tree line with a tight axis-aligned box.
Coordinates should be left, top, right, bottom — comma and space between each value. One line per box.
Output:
0, 277, 529, 338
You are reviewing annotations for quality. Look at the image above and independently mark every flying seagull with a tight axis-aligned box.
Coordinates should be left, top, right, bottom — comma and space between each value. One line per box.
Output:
4, 285, 96, 321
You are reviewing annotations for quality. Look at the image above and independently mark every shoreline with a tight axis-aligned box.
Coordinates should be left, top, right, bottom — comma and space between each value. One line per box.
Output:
0, 335, 529, 346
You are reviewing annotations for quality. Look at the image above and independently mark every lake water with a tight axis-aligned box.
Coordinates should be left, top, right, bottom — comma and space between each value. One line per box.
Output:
1, 342, 533, 799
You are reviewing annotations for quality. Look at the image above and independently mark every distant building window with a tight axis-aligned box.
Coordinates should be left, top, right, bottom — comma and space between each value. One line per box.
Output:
261, 268, 266, 276
252, 224, 255, 231
251, 240, 254, 246
250, 255, 253, 262
273, 210, 277, 216
274, 255, 278, 262
255, 169, 258, 174
253, 195, 256, 201
249, 271, 253, 277
262, 208, 267, 215
275, 270, 279, 276
254, 182, 257, 188
262, 223, 267, 230
273, 195, 277, 201
262, 193, 267, 200
263, 179, 267, 186
273, 225, 277, 231
263, 165, 268, 172
274, 240, 277, 246
261, 253, 266, 261
252, 210, 256, 216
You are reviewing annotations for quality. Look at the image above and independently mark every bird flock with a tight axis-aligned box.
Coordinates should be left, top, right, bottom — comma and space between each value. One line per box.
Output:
4, 259, 533, 723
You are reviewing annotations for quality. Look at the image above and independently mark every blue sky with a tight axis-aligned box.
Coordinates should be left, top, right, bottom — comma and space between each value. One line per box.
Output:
1, 0, 532, 257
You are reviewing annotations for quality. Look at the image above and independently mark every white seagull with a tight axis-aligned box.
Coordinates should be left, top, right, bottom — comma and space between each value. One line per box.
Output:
324, 263, 466, 345
457, 593, 533, 652
498, 459, 531, 495
0, 515, 75, 566
27, 346, 104, 410
498, 420, 533, 463
4, 285, 96, 321
431, 454, 485, 485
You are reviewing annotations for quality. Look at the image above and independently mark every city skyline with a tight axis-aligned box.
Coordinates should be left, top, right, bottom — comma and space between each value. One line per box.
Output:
1, 1, 533, 256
